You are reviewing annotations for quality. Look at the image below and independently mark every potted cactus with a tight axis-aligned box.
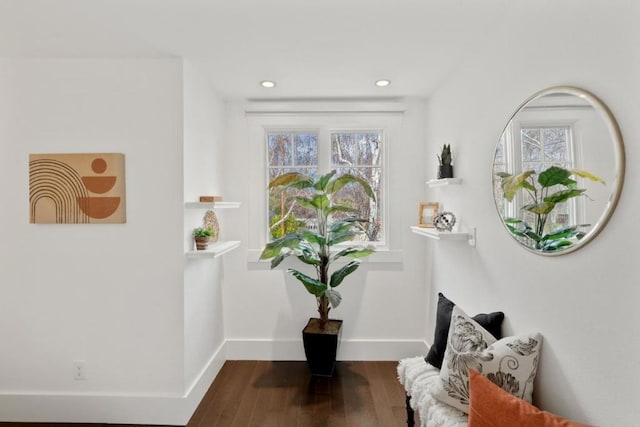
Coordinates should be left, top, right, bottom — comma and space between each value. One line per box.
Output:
260, 170, 376, 376
437, 144, 453, 179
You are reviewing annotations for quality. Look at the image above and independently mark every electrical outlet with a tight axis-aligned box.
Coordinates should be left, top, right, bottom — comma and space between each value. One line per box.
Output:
73, 360, 86, 380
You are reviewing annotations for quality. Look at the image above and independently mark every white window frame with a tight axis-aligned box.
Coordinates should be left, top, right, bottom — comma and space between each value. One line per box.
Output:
245, 106, 402, 262
502, 119, 582, 227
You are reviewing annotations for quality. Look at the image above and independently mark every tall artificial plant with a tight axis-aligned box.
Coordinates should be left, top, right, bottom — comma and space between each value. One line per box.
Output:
260, 171, 376, 329
497, 165, 604, 251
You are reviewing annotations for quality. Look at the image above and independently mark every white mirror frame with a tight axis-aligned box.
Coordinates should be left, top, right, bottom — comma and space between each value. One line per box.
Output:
493, 86, 625, 256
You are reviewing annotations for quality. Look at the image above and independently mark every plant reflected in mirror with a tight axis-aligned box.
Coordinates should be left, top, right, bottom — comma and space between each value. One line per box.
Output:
496, 166, 604, 251
492, 86, 624, 256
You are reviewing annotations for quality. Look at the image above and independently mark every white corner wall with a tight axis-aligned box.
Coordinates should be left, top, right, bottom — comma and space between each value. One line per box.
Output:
422, 2, 639, 426
0, 58, 194, 424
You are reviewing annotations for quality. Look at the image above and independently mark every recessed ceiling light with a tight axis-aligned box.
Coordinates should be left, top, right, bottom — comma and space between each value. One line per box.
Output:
261, 80, 276, 88
375, 79, 391, 87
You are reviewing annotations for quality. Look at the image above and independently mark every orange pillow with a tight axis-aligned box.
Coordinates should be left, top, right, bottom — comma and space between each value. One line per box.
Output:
468, 369, 590, 427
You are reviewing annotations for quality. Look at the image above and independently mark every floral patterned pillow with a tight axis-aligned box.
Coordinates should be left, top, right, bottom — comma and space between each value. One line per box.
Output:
432, 305, 543, 414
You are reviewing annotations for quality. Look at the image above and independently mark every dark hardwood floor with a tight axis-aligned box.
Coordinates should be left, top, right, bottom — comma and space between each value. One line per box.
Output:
0, 360, 410, 427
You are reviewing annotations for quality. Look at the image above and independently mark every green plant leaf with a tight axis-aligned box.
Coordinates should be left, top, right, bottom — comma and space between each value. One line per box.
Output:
329, 217, 365, 231
564, 178, 578, 189
571, 169, 605, 184
328, 231, 359, 246
543, 189, 586, 204
522, 201, 556, 215
326, 173, 376, 201
270, 249, 292, 269
524, 230, 542, 242
295, 197, 317, 211
541, 226, 581, 241
501, 170, 535, 201
329, 221, 355, 236
287, 269, 327, 297
506, 224, 529, 238
330, 260, 361, 288
539, 239, 573, 251
327, 205, 360, 216
260, 234, 302, 260
332, 247, 375, 261
302, 230, 325, 246
345, 248, 375, 258
504, 218, 525, 224
538, 166, 571, 188
296, 242, 321, 265
326, 289, 342, 309
268, 172, 314, 190
311, 194, 330, 210
314, 171, 337, 191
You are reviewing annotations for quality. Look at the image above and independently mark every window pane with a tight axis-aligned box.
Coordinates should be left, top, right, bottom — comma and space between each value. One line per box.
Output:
268, 133, 292, 166
330, 131, 384, 243
357, 132, 382, 166
267, 167, 318, 238
294, 133, 318, 166
494, 137, 505, 164
543, 128, 567, 161
332, 166, 383, 242
331, 133, 356, 166
521, 128, 541, 162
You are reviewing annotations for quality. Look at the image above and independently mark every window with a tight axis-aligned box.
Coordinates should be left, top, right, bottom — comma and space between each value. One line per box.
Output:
495, 122, 576, 231
267, 131, 319, 234
519, 125, 573, 229
267, 129, 384, 244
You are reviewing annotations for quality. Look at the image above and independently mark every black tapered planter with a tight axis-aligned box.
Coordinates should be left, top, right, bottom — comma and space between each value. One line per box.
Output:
438, 164, 454, 179
302, 318, 343, 377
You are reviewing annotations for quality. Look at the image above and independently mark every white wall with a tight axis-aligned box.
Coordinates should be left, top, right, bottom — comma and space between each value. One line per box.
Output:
0, 58, 191, 423
422, 2, 639, 426
221, 99, 431, 360
182, 60, 228, 396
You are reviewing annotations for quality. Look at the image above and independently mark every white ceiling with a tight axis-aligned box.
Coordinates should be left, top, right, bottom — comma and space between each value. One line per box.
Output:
0, 0, 508, 99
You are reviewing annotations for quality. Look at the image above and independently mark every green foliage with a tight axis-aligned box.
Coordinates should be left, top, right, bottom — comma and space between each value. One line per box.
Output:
193, 226, 213, 238
497, 166, 604, 252
269, 214, 302, 239
437, 144, 452, 165
260, 171, 376, 328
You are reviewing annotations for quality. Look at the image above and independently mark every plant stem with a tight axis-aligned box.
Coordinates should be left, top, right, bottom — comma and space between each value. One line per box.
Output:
317, 202, 330, 329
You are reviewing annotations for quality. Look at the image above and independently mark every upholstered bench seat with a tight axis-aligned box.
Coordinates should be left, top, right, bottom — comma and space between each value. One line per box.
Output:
397, 356, 468, 427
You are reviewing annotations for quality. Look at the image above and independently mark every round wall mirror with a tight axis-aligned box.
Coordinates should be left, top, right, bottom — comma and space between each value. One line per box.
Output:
492, 86, 625, 255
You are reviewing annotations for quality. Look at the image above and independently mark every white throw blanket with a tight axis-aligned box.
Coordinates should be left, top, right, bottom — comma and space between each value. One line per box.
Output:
397, 356, 468, 427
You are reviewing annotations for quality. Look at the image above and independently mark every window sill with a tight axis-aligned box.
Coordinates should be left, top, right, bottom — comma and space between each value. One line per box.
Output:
246, 248, 403, 264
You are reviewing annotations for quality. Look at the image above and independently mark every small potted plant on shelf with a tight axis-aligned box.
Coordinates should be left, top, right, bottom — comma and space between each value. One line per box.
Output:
193, 226, 213, 250
437, 144, 453, 179
260, 170, 376, 376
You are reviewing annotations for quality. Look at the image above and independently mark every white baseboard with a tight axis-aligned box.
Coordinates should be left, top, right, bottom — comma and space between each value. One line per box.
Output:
0, 339, 427, 424
225, 338, 428, 361
0, 342, 227, 426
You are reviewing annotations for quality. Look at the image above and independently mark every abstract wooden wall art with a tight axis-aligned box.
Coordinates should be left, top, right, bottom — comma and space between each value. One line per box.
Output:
29, 153, 126, 224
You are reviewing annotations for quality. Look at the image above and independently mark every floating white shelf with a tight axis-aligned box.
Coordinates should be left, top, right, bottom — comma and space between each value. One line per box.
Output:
185, 201, 241, 209
186, 240, 241, 259
426, 178, 462, 187
410, 226, 476, 247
